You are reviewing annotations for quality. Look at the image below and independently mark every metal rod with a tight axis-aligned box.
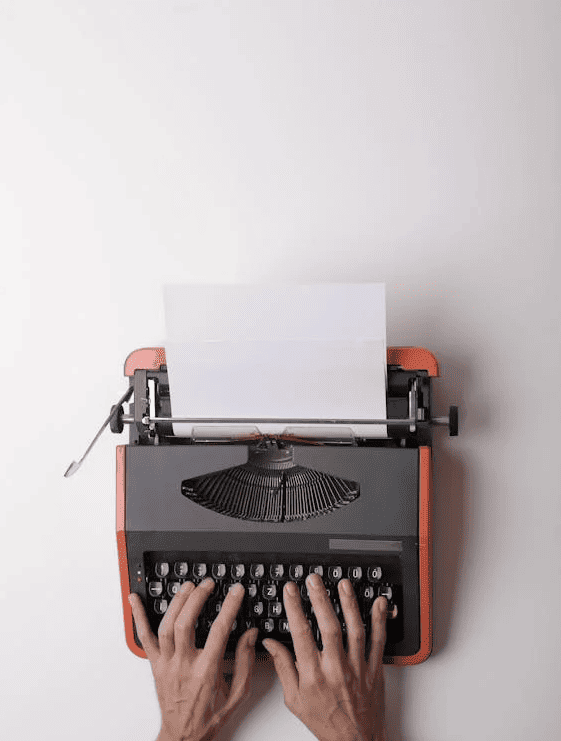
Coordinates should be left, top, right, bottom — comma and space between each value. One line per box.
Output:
146, 416, 407, 424
432, 417, 451, 425
118, 414, 450, 426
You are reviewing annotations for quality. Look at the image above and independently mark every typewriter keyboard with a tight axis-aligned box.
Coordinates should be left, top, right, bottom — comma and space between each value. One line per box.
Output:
140, 553, 402, 653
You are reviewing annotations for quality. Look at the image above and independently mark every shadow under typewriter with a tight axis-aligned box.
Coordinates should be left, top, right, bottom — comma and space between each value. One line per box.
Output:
181, 440, 360, 522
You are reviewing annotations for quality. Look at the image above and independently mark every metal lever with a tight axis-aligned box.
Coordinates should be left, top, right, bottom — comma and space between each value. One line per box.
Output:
64, 386, 134, 478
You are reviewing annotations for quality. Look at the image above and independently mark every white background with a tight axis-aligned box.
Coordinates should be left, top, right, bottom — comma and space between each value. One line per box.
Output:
1, 2, 560, 740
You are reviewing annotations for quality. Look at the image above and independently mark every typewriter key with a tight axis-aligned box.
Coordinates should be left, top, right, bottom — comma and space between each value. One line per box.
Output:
168, 581, 181, 597
378, 585, 392, 601
154, 599, 168, 614
367, 566, 383, 581
289, 564, 304, 580
262, 583, 277, 600
309, 565, 324, 577
247, 583, 258, 598
212, 563, 226, 580
328, 566, 343, 583
195, 564, 210, 579
261, 619, 275, 633
148, 581, 163, 597
268, 601, 283, 617
174, 562, 189, 577
242, 618, 255, 633
155, 562, 169, 578
231, 564, 245, 579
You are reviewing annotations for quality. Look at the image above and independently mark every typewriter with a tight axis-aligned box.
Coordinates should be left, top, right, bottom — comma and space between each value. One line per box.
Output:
66, 346, 458, 665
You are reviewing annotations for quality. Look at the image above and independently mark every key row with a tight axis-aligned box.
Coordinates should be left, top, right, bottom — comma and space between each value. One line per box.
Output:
148, 579, 393, 603
151, 561, 384, 583
151, 592, 397, 625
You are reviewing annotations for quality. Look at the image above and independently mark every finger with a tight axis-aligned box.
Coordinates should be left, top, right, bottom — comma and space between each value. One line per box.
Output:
157, 581, 196, 660
306, 574, 344, 662
204, 582, 246, 667
261, 637, 300, 702
376, 654, 386, 703
368, 596, 387, 685
128, 593, 160, 662
337, 578, 366, 680
283, 580, 320, 675
221, 627, 259, 717
174, 577, 216, 658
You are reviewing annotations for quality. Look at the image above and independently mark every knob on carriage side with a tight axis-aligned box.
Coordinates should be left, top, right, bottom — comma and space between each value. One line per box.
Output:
110, 405, 124, 434
449, 406, 459, 436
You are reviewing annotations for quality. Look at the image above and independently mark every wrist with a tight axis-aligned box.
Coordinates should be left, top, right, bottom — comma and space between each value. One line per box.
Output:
156, 731, 179, 741
156, 729, 215, 741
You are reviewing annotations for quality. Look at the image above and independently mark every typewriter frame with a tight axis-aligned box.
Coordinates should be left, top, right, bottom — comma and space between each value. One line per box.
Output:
117, 346, 437, 665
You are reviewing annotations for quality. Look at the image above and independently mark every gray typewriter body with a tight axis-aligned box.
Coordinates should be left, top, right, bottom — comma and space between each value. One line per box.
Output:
126, 444, 419, 660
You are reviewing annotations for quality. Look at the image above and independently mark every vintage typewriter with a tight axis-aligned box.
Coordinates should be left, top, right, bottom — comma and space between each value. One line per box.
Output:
66, 346, 458, 665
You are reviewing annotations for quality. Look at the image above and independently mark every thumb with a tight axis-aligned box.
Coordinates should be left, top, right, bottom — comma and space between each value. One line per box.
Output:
261, 638, 299, 695
222, 628, 259, 714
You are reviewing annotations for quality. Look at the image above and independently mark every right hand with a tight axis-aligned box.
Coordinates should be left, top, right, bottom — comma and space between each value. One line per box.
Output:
261, 574, 388, 741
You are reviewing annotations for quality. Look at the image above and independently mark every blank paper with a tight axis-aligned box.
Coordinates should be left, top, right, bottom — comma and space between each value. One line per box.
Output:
163, 283, 388, 438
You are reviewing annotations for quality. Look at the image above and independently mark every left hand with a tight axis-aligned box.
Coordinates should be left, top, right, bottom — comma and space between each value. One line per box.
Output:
129, 578, 259, 741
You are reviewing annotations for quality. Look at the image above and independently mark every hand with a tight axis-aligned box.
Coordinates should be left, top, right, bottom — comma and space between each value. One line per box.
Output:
129, 578, 259, 741
261, 575, 388, 741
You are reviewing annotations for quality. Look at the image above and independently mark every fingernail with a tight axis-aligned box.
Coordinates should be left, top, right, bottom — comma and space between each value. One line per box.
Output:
128, 594, 133, 605
378, 597, 387, 614
286, 581, 298, 596
262, 639, 275, 655
342, 579, 352, 596
306, 573, 321, 591
249, 630, 258, 647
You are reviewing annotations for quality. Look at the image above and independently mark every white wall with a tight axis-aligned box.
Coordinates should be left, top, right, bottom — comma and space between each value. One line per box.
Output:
2, 2, 560, 740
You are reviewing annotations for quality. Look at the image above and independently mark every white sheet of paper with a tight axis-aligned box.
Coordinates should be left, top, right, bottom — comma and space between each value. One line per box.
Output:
163, 283, 387, 438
